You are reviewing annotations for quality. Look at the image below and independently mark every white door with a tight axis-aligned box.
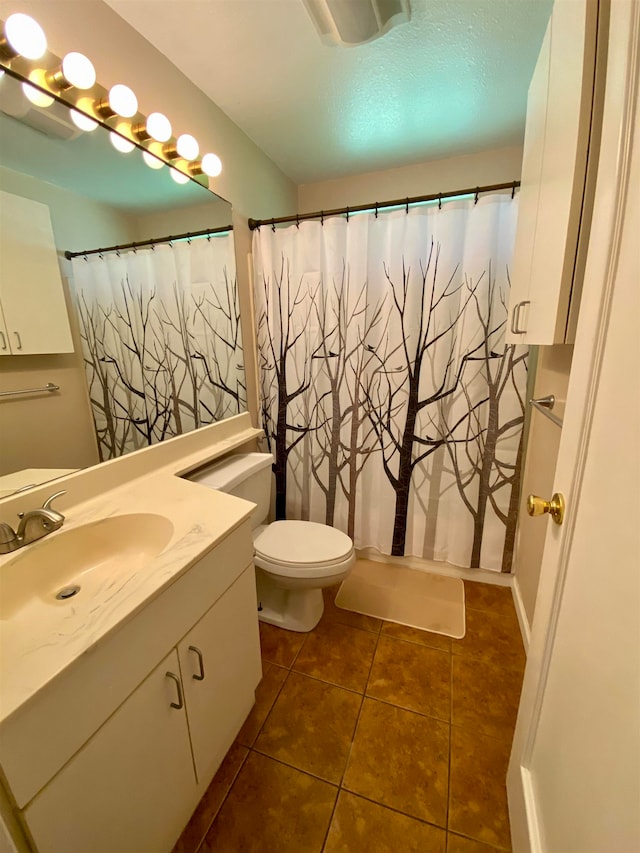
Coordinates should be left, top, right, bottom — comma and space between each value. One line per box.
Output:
507, 3, 640, 851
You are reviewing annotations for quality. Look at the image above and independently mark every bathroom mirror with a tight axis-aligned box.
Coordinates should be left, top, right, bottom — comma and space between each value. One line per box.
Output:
0, 70, 246, 496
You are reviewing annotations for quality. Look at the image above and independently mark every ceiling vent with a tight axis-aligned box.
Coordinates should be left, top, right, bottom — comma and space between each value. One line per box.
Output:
303, 0, 411, 47
0, 76, 81, 140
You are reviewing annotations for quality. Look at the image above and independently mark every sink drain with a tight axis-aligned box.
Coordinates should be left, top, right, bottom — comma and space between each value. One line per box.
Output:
55, 585, 80, 601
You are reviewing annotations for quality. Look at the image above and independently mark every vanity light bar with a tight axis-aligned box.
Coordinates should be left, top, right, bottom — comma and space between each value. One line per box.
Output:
0, 13, 223, 184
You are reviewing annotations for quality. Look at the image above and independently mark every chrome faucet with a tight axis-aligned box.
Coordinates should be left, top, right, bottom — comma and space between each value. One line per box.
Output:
0, 491, 66, 555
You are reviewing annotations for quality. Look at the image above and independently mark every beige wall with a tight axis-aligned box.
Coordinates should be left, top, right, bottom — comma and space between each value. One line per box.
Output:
129, 198, 233, 242
513, 344, 573, 629
298, 145, 524, 212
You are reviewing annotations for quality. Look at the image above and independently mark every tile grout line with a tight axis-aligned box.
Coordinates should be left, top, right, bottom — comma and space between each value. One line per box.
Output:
191, 746, 250, 853
320, 617, 382, 852
446, 650, 454, 840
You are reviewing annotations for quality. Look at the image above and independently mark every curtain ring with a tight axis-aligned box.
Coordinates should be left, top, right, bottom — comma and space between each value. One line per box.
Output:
271, 219, 276, 232
474, 187, 479, 205
132, 245, 137, 254
438, 193, 442, 210
375, 203, 378, 219
320, 210, 324, 225
405, 198, 409, 214
511, 180, 517, 199
83, 254, 88, 262
345, 206, 349, 222
187, 234, 192, 245
296, 214, 300, 229
116, 248, 121, 257
98, 251, 104, 260
207, 232, 211, 241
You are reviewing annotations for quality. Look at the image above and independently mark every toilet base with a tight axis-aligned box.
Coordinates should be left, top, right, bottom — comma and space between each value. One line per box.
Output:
256, 571, 324, 632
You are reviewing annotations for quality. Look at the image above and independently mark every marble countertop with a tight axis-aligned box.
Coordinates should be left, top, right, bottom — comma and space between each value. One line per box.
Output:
0, 469, 255, 724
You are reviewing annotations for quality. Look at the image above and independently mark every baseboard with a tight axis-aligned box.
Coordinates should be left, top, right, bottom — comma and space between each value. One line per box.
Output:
512, 575, 531, 653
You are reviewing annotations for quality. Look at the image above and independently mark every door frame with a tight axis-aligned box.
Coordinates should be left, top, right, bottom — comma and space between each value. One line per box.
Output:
507, 1, 639, 849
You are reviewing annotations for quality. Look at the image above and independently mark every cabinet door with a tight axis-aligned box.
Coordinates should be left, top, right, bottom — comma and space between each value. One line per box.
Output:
24, 650, 197, 853
178, 565, 262, 786
507, 0, 596, 344
0, 301, 10, 357
0, 191, 74, 354
506, 18, 551, 344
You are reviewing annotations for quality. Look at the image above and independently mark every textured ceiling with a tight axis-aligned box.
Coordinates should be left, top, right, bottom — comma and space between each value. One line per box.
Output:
105, 0, 553, 185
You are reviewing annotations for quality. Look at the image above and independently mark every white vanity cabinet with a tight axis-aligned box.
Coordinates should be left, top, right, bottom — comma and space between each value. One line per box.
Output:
178, 566, 260, 784
0, 191, 74, 355
22, 649, 198, 853
506, 0, 599, 344
0, 520, 261, 853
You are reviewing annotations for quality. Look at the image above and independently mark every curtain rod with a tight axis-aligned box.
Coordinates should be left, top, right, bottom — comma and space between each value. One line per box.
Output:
248, 180, 520, 231
64, 224, 234, 260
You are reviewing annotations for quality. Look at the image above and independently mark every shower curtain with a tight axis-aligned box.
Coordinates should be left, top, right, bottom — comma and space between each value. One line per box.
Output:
70, 234, 245, 461
253, 195, 527, 572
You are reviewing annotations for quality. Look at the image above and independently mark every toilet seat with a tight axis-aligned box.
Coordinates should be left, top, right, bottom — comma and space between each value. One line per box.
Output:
254, 520, 355, 579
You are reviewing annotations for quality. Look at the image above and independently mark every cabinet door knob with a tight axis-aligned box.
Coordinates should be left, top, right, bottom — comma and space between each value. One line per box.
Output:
189, 645, 205, 681
166, 671, 184, 709
13, 331, 22, 350
527, 492, 565, 525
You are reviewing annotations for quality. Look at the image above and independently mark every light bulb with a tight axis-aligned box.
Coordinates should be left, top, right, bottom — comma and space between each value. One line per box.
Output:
176, 133, 199, 160
110, 132, 135, 153
60, 52, 96, 90
108, 84, 137, 118
22, 81, 53, 108
70, 109, 98, 132
170, 168, 190, 185
201, 153, 222, 177
3, 14, 47, 60
142, 150, 164, 170
146, 112, 171, 142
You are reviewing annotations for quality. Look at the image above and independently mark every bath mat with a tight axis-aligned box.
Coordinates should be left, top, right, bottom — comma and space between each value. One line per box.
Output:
335, 559, 465, 638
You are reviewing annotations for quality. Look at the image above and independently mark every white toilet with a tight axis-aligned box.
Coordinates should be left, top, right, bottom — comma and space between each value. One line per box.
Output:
190, 452, 355, 632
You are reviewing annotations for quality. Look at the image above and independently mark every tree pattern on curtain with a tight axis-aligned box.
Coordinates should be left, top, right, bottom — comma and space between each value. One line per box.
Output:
254, 196, 527, 572
70, 236, 245, 461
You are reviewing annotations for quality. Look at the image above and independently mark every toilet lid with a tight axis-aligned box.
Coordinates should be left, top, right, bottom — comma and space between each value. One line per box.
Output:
254, 520, 353, 567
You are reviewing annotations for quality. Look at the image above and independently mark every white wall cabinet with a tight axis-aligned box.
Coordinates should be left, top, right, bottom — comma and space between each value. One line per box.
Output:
0, 191, 74, 355
507, 0, 600, 344
0, 523, 261, 853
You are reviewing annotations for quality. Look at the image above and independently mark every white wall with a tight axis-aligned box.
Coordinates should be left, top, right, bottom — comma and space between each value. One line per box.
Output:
298, 145, 523, 212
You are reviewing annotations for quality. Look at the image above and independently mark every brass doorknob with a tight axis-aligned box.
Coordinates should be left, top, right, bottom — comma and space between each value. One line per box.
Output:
527, 493, 565, 525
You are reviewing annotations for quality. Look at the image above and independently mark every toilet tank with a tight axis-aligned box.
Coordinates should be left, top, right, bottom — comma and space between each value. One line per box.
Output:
189, 452, 273, 530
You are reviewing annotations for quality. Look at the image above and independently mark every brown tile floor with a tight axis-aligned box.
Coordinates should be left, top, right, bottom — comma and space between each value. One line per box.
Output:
174, 579, 525, 853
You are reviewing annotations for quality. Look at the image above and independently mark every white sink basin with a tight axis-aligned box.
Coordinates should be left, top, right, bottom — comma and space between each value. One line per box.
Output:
0, 514, 174, 621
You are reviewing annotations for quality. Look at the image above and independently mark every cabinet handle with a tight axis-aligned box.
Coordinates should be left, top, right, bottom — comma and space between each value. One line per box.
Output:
189, 645, 205, 681
0, 332, 5, 351
166, 671, 184, 709
13, 331, 22, 350
511, 300, 530, 335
